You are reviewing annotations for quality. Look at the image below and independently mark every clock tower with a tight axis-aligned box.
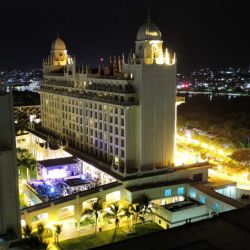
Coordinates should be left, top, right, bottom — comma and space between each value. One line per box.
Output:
50, 34, 68, 66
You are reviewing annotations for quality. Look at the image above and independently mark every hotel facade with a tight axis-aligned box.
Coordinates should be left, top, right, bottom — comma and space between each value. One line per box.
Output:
40, 20, 177, 176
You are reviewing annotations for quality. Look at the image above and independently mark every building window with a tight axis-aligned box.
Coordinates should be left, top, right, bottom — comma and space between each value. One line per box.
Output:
189, 188, 196, 199
193, 173, 203, 181
114, 156, 119, 166
121, 118, 124, 126
104, 132, 107, 141
106, 191, 121, 204
115, 117, 118, 124
213, 202, 221, 212
164, 189, 171, 197
199, 195, 206, 204
177, 187, 185, 195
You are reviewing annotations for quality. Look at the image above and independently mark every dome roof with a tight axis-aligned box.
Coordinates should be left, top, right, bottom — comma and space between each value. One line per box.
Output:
136, 21, 162, 41
51, 37, 66, 50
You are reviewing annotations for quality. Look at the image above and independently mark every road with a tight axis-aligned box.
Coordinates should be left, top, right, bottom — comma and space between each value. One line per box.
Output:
176, 133, 250, 190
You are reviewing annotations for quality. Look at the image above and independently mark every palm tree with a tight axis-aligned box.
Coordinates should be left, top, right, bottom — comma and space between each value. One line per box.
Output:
139, 194, 153, 217
82, 198, 103, 236
104, 203, 122, 241
17, 148, 36, 180
37, 223, 45, 241
130, 204, 144, 227
121, 205, 133, 228
25, 234, 49, 250
54, 224, 63, 244
22, 224, 32, 238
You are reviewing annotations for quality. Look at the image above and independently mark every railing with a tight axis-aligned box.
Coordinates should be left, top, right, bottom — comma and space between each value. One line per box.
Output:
99, 75, 134, 81
86, 84, 135, 95
176, 96, 185, 103
40, 87, 138, 106
42, 80, 74, 88
21, 182, 122, 214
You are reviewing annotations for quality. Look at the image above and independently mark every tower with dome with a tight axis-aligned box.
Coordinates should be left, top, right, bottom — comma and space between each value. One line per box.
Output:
43, 34, 74, 73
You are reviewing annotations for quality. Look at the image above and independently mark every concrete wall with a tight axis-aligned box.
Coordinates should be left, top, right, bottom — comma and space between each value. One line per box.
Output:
187, 186, 235, 213
123, 62, 176, 171
154, 204, 208, 229
128, 183, 189, 202
0, 93, 21, 237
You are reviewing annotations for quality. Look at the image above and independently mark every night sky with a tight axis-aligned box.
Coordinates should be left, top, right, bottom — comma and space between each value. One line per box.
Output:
0, 0, 249, 73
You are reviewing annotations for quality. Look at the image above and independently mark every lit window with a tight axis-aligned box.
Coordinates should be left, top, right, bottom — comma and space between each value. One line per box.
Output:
189, 188, 196, 199
199, 195, 206, 204
37, 213, 48, 221
164, 189, 171, 197
177, 187, 185, 195
21, 220, 26, 227
126, 191, 132, 202
106, 191, 121, 204
213, 202, 221, 212
114, 156, 119, 166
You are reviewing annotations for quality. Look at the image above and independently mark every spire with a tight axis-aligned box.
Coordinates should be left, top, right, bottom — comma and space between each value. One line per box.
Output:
147, 0, 151, 39
118, 56, 121, 72
57, 29, 60, 38
98, 64, 101, 75
122, 53, 125, 64
172, 53, 176, 64
147, 0, 151, 24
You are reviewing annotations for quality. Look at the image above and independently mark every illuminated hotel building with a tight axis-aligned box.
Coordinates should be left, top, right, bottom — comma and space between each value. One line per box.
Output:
40, 20, 177, 176
20, 21, 243, 234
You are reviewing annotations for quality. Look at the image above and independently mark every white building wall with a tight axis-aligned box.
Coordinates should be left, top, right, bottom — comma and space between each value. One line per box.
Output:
0, 92, 21, 237
123, 62, 176, 170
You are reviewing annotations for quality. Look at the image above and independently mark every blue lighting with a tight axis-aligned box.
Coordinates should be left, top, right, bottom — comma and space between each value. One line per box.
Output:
189, 188, 196, 199
164, 189, 172, 197
213, 202, 221, 212
177, 187, 185, 195
50, 187, 55, 193
199, 195, 206, 204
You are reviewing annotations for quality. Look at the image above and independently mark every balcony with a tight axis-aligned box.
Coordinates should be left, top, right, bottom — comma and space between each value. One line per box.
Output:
176, 96, 185, 105
86, 83, 135, 95
40, 87, 138, 107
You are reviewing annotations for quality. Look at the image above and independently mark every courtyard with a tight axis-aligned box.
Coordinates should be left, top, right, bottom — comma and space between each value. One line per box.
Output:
60, 223, 163, 250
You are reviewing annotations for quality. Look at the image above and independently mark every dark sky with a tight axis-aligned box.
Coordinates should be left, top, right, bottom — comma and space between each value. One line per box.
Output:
0, 0, 249, 73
